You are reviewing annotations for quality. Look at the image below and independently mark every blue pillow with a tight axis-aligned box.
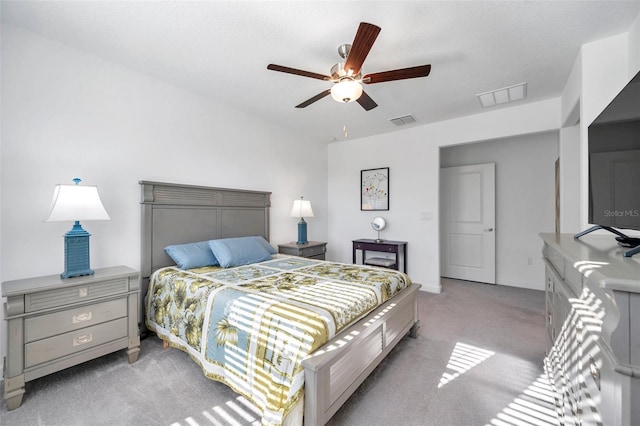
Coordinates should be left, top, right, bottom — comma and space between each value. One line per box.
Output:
253, 236, 277, 254
164, 241, 218, 269
209, 237, 273, 268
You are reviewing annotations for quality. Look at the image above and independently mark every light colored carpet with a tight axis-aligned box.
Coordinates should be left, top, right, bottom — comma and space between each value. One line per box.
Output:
328, 278, 557, 426
0, 279, 558, 426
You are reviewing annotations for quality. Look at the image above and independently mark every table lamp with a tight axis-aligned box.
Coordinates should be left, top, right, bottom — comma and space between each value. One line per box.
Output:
290, 196, 314, 244
44, 178, 110, 278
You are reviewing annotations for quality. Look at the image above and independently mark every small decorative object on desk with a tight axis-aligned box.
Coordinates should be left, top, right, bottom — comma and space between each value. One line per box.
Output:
371, 216, 386, 242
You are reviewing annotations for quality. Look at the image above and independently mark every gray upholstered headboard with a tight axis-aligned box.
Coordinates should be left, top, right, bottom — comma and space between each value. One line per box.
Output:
139, 181, 271, 325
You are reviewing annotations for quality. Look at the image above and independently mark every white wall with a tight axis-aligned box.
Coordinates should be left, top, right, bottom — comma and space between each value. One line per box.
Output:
440, 132, 558, 290
629, 13, 640, 76
328, 98, 561, 293
0, 25, 328, 371
569, 14, 640, 236
557, 46, 583, 236
558, 124, 582, 234
1, 25, 329, 281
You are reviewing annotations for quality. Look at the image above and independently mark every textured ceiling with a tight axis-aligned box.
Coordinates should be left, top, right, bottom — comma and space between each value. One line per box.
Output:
3, 1, 639, 142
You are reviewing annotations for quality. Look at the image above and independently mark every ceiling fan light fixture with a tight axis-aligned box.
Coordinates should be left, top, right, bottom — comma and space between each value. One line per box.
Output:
267, 22, 429, 111
330, 79, 363, 103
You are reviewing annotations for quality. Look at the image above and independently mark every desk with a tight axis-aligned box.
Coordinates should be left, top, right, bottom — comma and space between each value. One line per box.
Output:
352, 239, 407, 273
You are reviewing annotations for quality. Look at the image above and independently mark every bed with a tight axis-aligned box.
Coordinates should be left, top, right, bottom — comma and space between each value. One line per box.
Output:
140, 181, 421, 425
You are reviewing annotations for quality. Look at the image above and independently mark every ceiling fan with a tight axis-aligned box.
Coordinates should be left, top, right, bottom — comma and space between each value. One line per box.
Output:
267, 22, 431, 111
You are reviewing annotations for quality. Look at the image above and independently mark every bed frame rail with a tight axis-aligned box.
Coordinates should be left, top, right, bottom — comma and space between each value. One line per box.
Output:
302, 282, 421, 425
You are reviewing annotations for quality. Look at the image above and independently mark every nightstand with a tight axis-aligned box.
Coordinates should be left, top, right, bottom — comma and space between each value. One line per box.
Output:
2, 266, 140, 410
278, 241, 327, 260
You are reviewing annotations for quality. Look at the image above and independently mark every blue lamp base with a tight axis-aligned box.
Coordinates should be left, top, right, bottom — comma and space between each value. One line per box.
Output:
297, 218, 308, 245
61, 221, 94, 279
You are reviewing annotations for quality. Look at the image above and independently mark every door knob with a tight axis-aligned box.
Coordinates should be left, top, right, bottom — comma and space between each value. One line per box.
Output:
484, 228, 494, 232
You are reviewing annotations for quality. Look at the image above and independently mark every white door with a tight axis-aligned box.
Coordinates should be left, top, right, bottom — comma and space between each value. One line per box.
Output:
441, 163, 496, 284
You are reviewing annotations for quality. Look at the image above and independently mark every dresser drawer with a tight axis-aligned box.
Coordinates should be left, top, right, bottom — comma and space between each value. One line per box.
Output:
564, 265, 583, 298
543, 243, 565, 279
546, 273, 555, 294
25, 317, 128, 368
25, 298, 127, 343
24, 278, 130, 312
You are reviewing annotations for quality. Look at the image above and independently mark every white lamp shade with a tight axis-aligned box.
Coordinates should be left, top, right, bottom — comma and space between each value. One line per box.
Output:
330, 79, 363, 103
44, 184, 110, 222
290, 199, 314, 218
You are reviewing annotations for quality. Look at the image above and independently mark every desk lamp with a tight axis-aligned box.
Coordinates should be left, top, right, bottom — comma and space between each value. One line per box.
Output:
44, 178, 110, 278
290, 196, 314, 245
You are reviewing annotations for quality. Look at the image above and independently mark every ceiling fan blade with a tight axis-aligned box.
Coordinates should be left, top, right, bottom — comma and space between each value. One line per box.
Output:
296, 89, 332, 108
363, 65, 431, 84
267, 64, 331, 81
356, 91, 378, 111
344, 22, 381, 76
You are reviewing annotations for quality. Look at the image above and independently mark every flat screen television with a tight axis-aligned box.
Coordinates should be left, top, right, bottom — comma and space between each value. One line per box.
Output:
582, 70, 640, 256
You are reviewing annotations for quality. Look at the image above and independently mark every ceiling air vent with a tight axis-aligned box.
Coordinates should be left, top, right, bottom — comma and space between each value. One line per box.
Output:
477, 82, 527, 108
389, 114, 417, 126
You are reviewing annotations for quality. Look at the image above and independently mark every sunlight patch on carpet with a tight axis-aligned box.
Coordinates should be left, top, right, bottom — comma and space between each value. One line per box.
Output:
170, 395, 261, 426
438, 342, 495, 388
487, 374, 559, 426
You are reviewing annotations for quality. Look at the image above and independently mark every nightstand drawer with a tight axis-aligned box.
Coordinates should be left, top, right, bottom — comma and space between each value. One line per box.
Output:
299, 245, 326, 257
278, 241, 327, 259
24, 278, 130, 312
25, 298, 128, 343
25, 317, 128, 368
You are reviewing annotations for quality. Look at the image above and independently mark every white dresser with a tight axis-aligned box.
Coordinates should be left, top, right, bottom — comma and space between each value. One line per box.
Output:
540, 233, 640, 426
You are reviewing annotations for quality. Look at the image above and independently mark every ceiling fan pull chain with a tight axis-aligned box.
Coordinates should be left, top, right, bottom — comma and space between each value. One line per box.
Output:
343, 102, 350, 139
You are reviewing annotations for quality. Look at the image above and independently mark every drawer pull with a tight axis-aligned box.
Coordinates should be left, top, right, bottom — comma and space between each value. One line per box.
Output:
589, 355, 601, 391
72, 312, 93, 324
73, 333, 93, 346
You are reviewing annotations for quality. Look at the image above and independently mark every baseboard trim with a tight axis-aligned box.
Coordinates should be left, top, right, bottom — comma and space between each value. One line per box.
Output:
416, 281, 442, 294
497, 281, 545, 292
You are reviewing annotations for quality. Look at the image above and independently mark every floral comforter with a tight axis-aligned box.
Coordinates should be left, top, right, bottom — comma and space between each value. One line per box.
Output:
145, 256, 411, 425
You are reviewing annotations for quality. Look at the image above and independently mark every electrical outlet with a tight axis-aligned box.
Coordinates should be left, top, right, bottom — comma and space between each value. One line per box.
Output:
526, 257, 533, 266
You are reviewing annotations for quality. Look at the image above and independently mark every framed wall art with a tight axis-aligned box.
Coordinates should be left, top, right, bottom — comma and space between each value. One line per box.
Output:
361, 167, 389, 211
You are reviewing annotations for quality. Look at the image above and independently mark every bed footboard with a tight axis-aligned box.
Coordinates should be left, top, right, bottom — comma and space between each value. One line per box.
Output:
302, 282, 421, 425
